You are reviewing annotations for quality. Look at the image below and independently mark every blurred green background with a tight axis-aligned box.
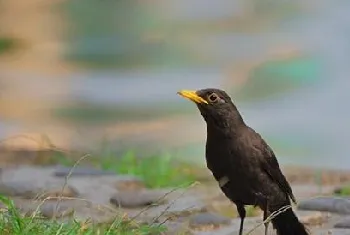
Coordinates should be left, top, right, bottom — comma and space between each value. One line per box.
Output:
0, 0, 348, 170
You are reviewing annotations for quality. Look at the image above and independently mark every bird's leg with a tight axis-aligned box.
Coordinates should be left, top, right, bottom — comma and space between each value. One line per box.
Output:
263, 198, 270, 235
236, 204, 246, 235
255, 193, 270, 235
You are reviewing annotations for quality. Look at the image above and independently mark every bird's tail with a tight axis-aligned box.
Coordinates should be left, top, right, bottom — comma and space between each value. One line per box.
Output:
271, 207, 309, 235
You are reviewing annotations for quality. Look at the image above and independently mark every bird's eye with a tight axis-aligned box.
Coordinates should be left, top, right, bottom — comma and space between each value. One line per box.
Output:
208, 93, 220, 103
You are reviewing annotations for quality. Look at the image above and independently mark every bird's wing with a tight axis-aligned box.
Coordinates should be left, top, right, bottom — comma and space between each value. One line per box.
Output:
253, 133, 297, 204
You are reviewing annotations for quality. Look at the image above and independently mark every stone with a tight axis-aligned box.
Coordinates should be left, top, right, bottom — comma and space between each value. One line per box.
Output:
12, 198, 123, 223
38, 202, 75, 218
14, 198, 121, 224
66, 175, 143, 205
296, 210, 329, 226
110, 190, 166, 208
14, 199, 77, 219
0, 180, 78, 199
313, 228, 350, 235
189, 212, 231, 228
334, 216, 350, 229
67, 176, 120, 205
191, 217, 259, 235
0, 166, 79, 199
54, 165, 146, 191
73, 205, 121, 224
53, 166, 116, 177
109, 174, 145, 191
143, 195, 208, 220
159, 221, 193, 235
0, 166, 56, 181
114, 179, 146, 191
298, 197, 350, 214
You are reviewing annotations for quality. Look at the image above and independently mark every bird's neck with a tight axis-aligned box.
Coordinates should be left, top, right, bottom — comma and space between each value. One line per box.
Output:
206, 115, 246, 138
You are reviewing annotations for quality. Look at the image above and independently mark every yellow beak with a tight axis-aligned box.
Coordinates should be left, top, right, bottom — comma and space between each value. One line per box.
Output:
177, 90, 208, 104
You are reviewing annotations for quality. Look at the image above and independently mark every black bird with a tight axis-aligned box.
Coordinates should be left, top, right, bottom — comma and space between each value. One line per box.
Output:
177, 88, 308, 235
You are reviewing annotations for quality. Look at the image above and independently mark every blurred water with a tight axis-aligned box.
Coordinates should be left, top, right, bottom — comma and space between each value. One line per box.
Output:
1, 0, 350, 169
64, 1, 350, 169
68, 69, 222, 106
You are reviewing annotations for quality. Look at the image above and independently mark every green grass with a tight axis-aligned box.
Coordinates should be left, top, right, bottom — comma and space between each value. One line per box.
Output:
334, 186, 350, 196
245, 205, 261, 217
0, 37, 16, 54
0, 196, 165, 235
98, 151, 196, 188
55, 150, 196, 189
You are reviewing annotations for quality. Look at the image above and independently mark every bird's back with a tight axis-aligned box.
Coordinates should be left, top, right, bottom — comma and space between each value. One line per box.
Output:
205, 125, 293, 207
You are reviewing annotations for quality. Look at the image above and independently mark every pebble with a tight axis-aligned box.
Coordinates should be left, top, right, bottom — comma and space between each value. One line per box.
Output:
38, 201, 75, 218
192, 218, 256, 235
159, 221, 193, 235
189, 212, 231, 228
73, 205, 121, 224
14, 199, 76, 218
313, 228, 350, 235
67, 176, 120, 205
0, 180, 78, 199
66, 174, 143, 206
0, 166, 79, 199
0, 166, 56, 181
54, 166, 146, 192
114, 179, 146, 191
146, 195, 208, 219
296, 210, 329, 226
110, 190, 166, 208
298, 197, 350, 214
334, 216, 350, 229
53, 166, 116, 177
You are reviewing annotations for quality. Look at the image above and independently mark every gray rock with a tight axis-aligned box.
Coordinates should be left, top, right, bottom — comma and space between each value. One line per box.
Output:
38, 202, 75, 218
14, 198, 120, 224
162, 196, 207, 215
296, 210, 329, 226
12, 198, 121, 223
14, 199, 77, 218
0, 166, 57, 181
159, 221, 193, 235
0, 181, 78, 199
189, 212, 231, 227
110, 190, 166, 208
143, 195, 208, 220
55, 166, 146, 191
66, 175, 143, 206
73, 205, 120, 224
67, 176, 120, 205
313, 228, 350, 235
191, 217, 260, 235
53, 166, 116, 177
334, 216, 350, 229
0, 166, 79, 199
298, 197, 350, 214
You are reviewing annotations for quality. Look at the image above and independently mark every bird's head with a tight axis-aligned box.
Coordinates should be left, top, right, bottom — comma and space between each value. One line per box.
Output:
177, 88, 244, 128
